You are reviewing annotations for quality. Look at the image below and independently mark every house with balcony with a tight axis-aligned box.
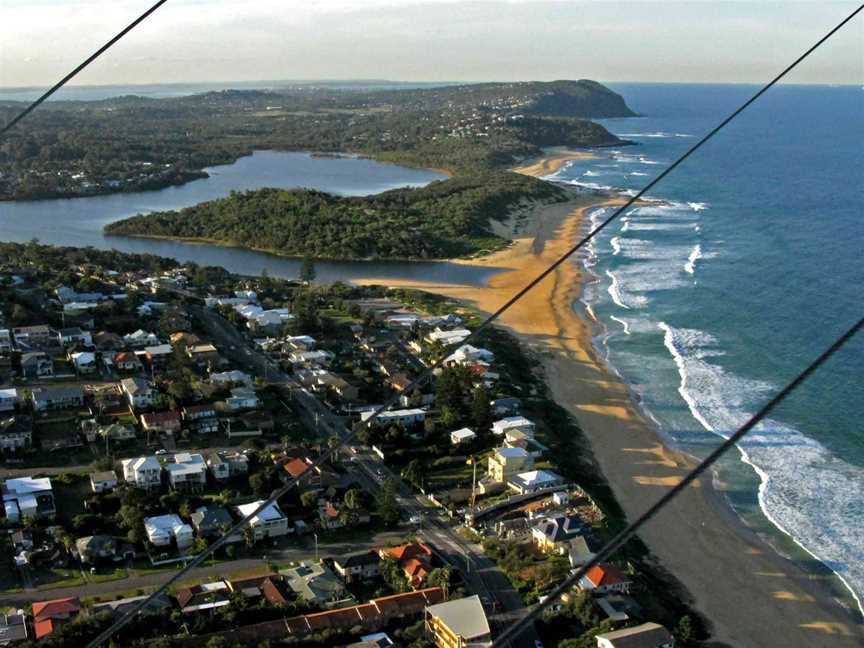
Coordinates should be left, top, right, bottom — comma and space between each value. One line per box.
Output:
424, 595, 492, 648
58, 327, 93, 348
112, 351, 142, 372
30, 385, 84, 412
165, 453, 207, 492
578, 564, 633, 595
140, 410, 181, 437
20, 352, 54, 379
144, 514, 194, 550
507, 469, 566, 495
182, 403, 219, 434
492, 416, 535, 438
13, 325, 55, 351
235, 500, 291, 540
121, 456, 162, 490
89, 470, 118, 493
0, 415, 31, 453
226, 387, 261, 412
487, 446, 533, 483
121, 377, 155, 410
332, 550, 381, 583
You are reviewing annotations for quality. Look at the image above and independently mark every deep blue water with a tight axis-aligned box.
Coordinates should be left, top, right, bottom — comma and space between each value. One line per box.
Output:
550, 83, 863, 609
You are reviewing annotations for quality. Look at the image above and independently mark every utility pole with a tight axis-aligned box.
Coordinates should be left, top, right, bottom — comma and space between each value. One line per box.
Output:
313, 532, 319, 562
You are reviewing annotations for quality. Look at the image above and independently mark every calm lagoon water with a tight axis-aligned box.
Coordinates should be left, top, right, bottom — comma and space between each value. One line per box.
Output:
0, 151, 499, 286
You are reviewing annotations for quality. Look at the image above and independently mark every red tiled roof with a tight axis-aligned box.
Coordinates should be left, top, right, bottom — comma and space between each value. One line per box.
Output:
141, 411, 181, 426
113, 351, 137, 363
381, 542, 433, 562
32, 597, 81, 620
324, 504, 339, 519
284, 458, 311, 479
585, 564, 629, 588
34, 618, 55, 639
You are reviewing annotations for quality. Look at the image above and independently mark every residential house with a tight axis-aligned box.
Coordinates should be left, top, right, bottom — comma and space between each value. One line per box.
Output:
89, 470, 118, 493
70, 351, 97, 374
210, 369, 253, 388
13, 325, 55, 351
31, 597, 80, 641
347, 632, 396, 648
121, 377, 155, 410
492, 416, 535, 438
165, 453, 207, 492
140, 410, 182, 437
595, 623, 674, 648
487, 447, 533, 483
332, 550, 381, 583
285, 335, 316, 351
0, 611, 29, 645
144, 514, 194, 550
187, 343, 220, 367
0, 388, 18, 412
0, 416, 31, 453
424, 595, 492, 648
568, 536, 597, 570
282, 562, 349, 607
226, 386, 260, 412
182, 403, 219, 434
379, 543, 434, 589
207, 450, 248, 479
206, 452, 230, 481
175, 581, 231, 614
531, 516, 586, 555
112, 351, 142, 372
144, 344, 173, 369
491, 397, 521, 416
579, 564, 633, 595
444, 344, 494, 366
360, 408, 426, 428
20, 352, 54, 379
317, 372, 360, 401
74, 535, 120, 564
288, 350, 334, 367
191, 505, 238, 541
227, 575, 291, 606
0, 329, 13, 354
2, 477, 55, 522
93, 331, 124, 352
235, 500, 291, 540
30, 385, 84, 412
426, 328, 471, 346
98, 423, 136, 443
120, 456, 162, 490
90, 594, 172, 619
58, 327, 93, 348
508, 469, 566, 495
450, 427, 476, 445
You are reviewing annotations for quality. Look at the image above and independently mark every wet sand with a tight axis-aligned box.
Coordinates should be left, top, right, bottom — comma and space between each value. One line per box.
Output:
353, 178, 863, 645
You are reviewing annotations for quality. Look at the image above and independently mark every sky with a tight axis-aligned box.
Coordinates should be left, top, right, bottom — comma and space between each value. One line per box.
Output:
0, 1, 861, 88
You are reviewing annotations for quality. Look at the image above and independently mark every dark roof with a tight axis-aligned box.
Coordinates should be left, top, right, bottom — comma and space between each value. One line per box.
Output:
190, 505, 233, 532
535, 515, 585, 543
335, 549, 381, 568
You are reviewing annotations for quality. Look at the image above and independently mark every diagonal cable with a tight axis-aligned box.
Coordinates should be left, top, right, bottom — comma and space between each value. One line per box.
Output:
87, 3, 863, 646
0, 0, 169, 139
494, 316, 863, 646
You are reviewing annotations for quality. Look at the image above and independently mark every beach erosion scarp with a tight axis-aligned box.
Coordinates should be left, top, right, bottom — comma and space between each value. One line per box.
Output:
351, 156, 864, 647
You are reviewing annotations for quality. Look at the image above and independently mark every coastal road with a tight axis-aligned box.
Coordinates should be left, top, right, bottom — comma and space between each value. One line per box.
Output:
0, 529, 409, 607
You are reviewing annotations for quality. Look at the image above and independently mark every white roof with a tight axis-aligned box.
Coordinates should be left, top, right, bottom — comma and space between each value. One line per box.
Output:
496, 446, 529, 458
122, 456, 161, 473
361, 408, 425, 421
3, 476, 52, 495
451, 427, 476, 439
493, 416, 534, 430
144, 514, 191, 535
236, 500, 285, 525
514, 469, 563, 486
144, 344, 172, 355
0, 388, 18, 399
426, 595, 490, 640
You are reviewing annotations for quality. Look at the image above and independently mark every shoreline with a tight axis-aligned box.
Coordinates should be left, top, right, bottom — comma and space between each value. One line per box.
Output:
352, 172, 864, 644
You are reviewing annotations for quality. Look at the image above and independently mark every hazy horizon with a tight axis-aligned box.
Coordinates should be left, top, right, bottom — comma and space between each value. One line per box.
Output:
1, 1, 861, 89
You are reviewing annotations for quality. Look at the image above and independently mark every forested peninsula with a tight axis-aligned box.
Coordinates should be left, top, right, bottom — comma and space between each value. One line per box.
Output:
104, 172, 568, 259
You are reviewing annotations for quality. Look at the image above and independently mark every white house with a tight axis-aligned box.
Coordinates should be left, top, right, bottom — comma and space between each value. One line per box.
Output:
445, 344, 494, 366
144, 514, 194, 550
225, 387, 260, 412
2, 477, 55, 522
492, 416, 535, 438
121, 377, 155, 410
0, 388, 18, 412
123, 329, 159, 348
70, 351, 97, 374
578, 564, 633, 595
450, 427, 477, 445
288, 350, 334, 367
331, 550, 381, 582
426, 328, 471, 346
165, 453, 207, 492
360, 408, 426, 427
235, 500, 290, 540
210, 370, 253, 387
507, 469, 565, 495
89, 470, 118, 494
121, 456, 162, 490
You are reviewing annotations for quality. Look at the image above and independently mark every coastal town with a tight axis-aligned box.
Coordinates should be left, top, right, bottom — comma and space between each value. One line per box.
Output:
0, 243, 691, 647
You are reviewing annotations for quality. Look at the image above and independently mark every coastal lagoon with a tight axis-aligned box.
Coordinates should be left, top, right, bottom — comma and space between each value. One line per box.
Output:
0, 151, 498, 286
555, 83, 864, 612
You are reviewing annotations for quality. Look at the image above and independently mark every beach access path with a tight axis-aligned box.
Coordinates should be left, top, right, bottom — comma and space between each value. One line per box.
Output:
352, 176, 864, 647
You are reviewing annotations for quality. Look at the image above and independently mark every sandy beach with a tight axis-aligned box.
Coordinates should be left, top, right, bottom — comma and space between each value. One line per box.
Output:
354, 169, 864, 645
511, 147, 597, 178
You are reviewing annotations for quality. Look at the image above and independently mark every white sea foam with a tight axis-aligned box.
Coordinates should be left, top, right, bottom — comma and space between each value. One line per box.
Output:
609, 315, 631, 335
658, 322, 864, 615
610, 237, 622, 256
605, 270, 631, 309
629, 171, 650, 177
583, 170, 603, 177
617, 131, 695, 138
687, 201, 709, 212
684, 244, 702, 274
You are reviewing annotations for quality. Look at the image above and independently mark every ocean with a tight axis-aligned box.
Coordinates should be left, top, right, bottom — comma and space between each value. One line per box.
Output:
548, 83, 864, 611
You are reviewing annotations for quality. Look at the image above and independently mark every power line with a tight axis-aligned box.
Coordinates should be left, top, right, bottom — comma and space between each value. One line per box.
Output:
86, 3, 863, 646
494, 316, 863, 646
0, 0, 169, 139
